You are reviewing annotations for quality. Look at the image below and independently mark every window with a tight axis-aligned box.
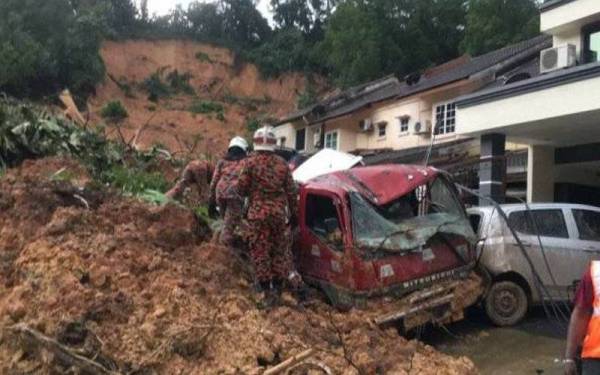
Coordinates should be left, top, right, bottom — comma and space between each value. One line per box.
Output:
295, 128, 306, 151
583, 23, 600, 63
573, 210, 600, 241
507, 209, 569, 238
279, 137, 286, 147
324, 131, 338, 150
305, 194, 343, 250
469, 214, 482, 235
377, 122, 387, 137
434, 102, 456, 135
399, 117, 409, 133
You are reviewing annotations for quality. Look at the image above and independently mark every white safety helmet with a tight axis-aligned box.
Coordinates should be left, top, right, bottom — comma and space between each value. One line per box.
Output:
228, 136, 249, 152
253, 126, 277, 152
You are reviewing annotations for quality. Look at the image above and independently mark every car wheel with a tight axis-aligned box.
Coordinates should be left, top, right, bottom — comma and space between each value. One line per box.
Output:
485, 281, 528, 326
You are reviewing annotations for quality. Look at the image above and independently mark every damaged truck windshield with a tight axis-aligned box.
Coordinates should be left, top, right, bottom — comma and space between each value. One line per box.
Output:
351, 177, 476, 252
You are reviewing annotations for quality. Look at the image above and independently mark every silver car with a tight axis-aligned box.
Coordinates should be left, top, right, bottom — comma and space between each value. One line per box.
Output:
468, 203, 600, 326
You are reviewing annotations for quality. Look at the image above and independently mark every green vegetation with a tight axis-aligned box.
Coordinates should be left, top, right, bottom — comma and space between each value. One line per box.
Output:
195, 51, 213, 63
0, 97, 172, 201
0, 0, 540, 103
0, 0, 105, 103
461, 0, 540, 55
142, 68, 195, 102
100, 100, 129, 122
223, 92, 272, 112
189, 100, 225, 116
166, 70, 195, 96
142, 69, 172, 102
111, 76, 136, 98
297, 81, 318, 109
245, 117, 261, 133
100, 164, 168, 196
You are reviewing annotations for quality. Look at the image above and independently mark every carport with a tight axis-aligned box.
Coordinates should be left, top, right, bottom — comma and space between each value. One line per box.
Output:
456, 63, 600, 205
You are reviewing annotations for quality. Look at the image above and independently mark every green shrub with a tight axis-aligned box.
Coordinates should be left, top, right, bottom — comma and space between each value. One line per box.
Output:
245, 117, 261, 133
166, 70, 195, 95
142, 69, 196, 101
216, 112, 225, 121
189, 100, 224, 115
100, 100, 129, 121
195, 51, 213, 63
100, 164, 169, 195
142, 71, 171, 102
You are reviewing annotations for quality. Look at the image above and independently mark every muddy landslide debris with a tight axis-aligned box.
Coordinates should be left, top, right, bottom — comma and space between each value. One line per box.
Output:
0, 158, 478, 374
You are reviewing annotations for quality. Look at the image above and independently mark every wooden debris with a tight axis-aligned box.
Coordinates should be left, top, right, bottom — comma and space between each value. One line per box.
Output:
263, 348, 315, 375
10, 323, 121, 375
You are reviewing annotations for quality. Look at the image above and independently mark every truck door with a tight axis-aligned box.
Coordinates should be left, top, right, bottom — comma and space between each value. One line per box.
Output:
299, 192, 346, 283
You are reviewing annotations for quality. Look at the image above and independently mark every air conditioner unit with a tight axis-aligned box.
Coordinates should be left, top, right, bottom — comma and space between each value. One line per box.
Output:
540, 44, 576, 74
358, 119, 373, 132
413, 120, 431, 135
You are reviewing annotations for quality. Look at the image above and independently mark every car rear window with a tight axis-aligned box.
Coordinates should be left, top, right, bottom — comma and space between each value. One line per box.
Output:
573, 209, 600, 241
508, 209, 568, 238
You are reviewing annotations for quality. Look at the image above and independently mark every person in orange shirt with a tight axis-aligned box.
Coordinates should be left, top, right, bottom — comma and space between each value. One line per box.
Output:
565, 261, 600, 374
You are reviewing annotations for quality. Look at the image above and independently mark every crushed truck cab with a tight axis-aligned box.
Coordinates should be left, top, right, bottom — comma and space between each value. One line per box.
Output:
293, 163, 484, 330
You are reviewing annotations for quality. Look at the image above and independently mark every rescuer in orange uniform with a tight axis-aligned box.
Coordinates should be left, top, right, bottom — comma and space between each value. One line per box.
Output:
565, 261, 600, 374
208, 136, 249, 251
166, 159, 214, 206
237, 126, 300, 307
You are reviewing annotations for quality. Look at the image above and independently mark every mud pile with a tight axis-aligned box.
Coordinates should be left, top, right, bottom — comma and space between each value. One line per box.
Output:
0, 158, 477, 374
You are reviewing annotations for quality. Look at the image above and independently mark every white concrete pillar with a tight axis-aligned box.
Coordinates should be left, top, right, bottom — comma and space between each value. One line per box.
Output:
527, 145, 555, 203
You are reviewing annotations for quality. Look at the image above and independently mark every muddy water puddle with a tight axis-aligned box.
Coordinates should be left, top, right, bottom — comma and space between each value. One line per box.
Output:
421, 308, 567, 375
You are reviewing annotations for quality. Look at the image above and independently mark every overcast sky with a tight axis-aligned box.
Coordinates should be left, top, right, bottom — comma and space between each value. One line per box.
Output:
146, 0, 273, 22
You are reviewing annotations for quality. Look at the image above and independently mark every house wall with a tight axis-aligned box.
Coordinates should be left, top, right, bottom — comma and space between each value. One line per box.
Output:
554, 29, 583, 57
457, 75, 600, 137
541, 0, 600, 35
274, 123, 295, 148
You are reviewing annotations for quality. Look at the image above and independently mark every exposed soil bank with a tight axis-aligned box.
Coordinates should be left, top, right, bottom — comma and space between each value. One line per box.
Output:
88, 40, 322, 156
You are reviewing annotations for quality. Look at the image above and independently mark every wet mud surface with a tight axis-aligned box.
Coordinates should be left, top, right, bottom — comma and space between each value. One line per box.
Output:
0, 158, 479, 374
422, 307, 566, 375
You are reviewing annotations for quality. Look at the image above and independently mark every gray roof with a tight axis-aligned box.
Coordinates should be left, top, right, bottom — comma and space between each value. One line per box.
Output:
361, 138, 474, 166
277, 35, 552, 126
456, 60, 600, 108
540, 0, 574, 12
277, 75, 402, 125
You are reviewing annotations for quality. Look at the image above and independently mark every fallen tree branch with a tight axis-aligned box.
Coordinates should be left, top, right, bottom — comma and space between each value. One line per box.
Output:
288, 360, 333, 375
263, 348, 315, 375
326, 312, 365, 375
9, 323, 121, 375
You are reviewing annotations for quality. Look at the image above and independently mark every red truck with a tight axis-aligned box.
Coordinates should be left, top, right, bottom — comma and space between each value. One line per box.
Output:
292, 162, 484, 330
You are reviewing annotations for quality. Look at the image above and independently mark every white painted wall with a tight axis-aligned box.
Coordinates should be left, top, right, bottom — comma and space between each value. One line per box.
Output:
274, 123, 295, 148
457, 75, 600, 136
541, 0, 600, 34
553, 30, 583, 59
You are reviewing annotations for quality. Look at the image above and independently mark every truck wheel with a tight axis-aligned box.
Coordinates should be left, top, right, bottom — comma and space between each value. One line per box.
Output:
485, 281, 528, 326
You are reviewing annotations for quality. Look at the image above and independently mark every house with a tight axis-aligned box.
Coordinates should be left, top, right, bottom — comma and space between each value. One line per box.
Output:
275, 36, 550, 157
456, 0, 600, 206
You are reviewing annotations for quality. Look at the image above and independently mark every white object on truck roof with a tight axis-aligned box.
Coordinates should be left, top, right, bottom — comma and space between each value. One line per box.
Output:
293, 149, 363, 183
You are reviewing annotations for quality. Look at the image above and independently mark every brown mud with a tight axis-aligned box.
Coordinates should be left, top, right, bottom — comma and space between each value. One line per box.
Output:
88, 40, 326, 157
0, 158, 478, 374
